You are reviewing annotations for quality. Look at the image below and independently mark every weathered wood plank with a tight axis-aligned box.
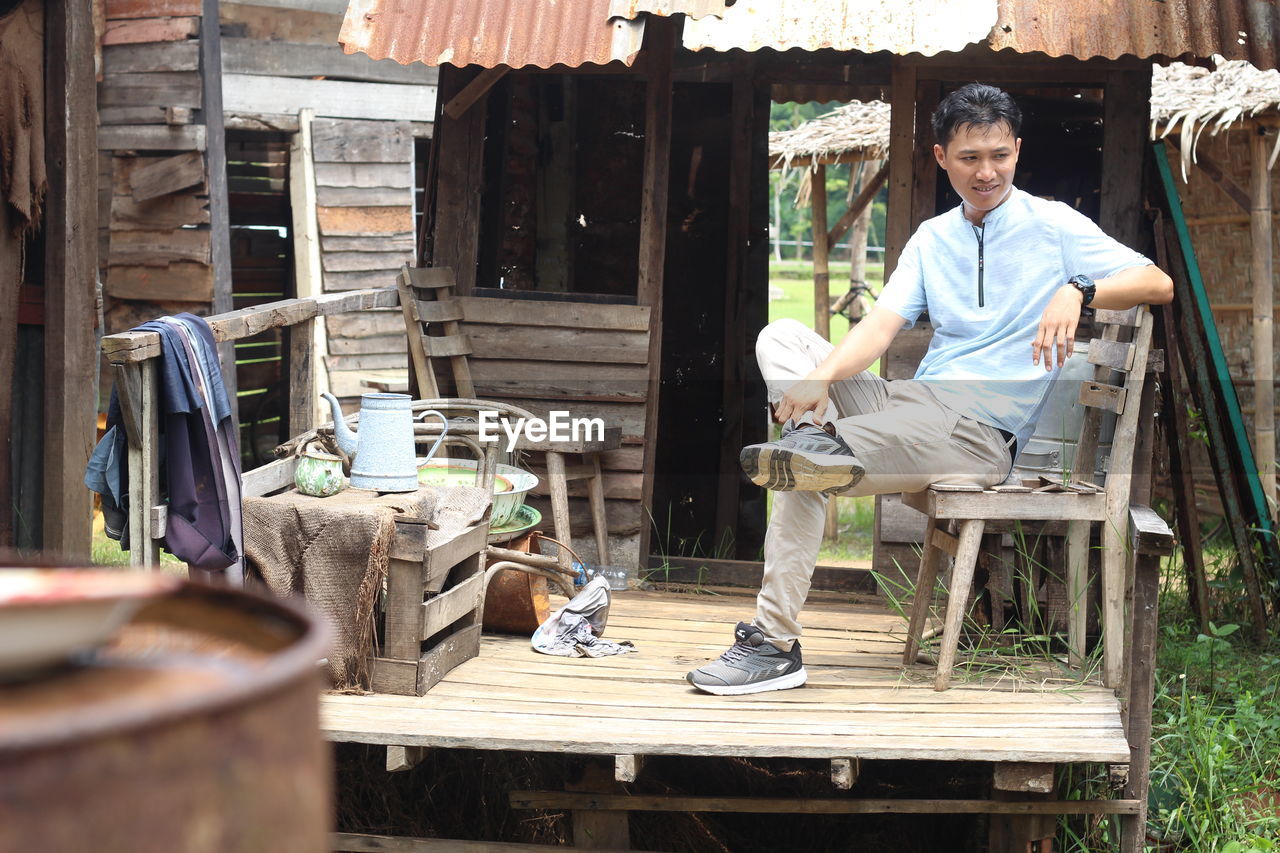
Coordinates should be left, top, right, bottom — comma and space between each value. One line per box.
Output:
464, 325, 649, 365
105, 0, 201, 19
416, 623, 482, 694
457, 297, 650, 332
321, 251, 410, 273
325, 309, 403, 338
108, 228, 210, 266
313, 162, 412, 189
101, 286, 399, 362
99, 105, 194, 125
105, 262, 214, 301
129, 150, 204, 201
317, 205, 413, 236
315, 185, 410, 207
321, 234, 416, 253
311, 118, 413, 163
512, 792, 1140, 816
1078, 381, 1127, 414
99, 71, 202, 108
102, 40, 199, 73
222, 38, 439, 86
110, 193, 209, 229
324, 269, 399, 291
222, 73, 437, 123
102, 16, 199, 44
98, 124, 206, 151
901, 488, 1107, 522
421, 573, 484, 638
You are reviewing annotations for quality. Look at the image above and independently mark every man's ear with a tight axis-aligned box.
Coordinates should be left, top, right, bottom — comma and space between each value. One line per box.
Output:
933, 143, 947, 169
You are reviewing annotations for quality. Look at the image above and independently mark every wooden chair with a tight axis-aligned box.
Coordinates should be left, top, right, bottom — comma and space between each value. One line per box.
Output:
396, 265, 621, 570
901, 305, 1157, 690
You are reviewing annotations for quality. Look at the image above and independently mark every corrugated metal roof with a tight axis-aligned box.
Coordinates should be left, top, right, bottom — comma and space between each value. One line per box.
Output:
682, 0, 1000, 57
338, 0, 646, 69
608, 0, 729, 20
340, 0, 1280, 71
988, 0, 1278, 67
684, 0, 1280, 68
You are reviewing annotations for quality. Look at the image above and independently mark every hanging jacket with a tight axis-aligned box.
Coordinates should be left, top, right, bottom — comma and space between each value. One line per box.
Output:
86, 314, 243, 573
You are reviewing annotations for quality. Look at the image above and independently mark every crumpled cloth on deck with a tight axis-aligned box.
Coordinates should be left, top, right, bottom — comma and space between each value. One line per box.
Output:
531, 576, 636, 658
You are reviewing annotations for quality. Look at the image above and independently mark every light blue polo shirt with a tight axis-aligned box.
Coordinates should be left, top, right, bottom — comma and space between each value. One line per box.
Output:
874, 187, 1153, 447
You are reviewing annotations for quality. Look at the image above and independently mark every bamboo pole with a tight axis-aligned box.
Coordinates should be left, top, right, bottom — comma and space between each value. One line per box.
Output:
810, 166, 839, 538
1250, 131, 1276, 518
811, 165, 830, 341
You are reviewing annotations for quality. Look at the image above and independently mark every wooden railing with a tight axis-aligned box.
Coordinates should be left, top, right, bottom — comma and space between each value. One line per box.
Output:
100, 286, 400, 566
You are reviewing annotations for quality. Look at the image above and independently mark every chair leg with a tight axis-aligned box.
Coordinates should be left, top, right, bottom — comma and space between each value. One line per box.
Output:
586, 452, 610, 565
903, 517, 942, 665
1101, 519, 1127, 689
934, 519, 986, 691
544, 451, 573, 571
1065, 520, 1090, 672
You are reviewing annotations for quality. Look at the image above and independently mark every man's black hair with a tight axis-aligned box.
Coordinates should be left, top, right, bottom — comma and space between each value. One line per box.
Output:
932, 83, 1022, 147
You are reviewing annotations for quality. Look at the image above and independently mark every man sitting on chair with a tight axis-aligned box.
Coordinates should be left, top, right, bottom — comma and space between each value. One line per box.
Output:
687, 83, 1174, 696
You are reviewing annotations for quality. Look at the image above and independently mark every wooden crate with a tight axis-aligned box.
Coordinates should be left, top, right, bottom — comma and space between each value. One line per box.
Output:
370, 518, 490, 696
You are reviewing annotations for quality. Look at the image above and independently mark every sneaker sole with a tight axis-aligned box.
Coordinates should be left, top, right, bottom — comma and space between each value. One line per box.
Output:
687, 667, 808, 696
741, 446, 864, 495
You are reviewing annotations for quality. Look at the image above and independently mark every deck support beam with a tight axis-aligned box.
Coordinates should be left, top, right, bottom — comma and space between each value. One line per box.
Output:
831, 758, 860, 790
512, 791, 1142, 815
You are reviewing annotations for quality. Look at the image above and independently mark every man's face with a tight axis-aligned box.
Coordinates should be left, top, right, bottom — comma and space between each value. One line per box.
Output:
933, 121, 1021, 223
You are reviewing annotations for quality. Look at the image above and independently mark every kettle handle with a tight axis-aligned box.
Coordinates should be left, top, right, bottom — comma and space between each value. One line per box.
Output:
414, 409, 449, 468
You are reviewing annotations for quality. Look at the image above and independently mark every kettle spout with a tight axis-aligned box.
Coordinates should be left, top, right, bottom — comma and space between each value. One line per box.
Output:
321, 392, 359, 458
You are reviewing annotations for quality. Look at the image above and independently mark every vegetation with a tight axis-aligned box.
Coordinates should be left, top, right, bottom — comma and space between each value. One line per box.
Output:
770, 102, 888, 263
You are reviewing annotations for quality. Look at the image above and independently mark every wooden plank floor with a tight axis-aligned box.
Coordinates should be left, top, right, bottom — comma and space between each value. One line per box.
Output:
321, 589, 1130, 763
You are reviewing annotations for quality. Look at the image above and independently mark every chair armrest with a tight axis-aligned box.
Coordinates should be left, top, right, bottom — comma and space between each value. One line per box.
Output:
1129, 504, 1175, 556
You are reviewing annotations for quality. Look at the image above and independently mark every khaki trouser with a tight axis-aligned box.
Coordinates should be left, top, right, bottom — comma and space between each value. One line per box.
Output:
753, 319, 1013, 648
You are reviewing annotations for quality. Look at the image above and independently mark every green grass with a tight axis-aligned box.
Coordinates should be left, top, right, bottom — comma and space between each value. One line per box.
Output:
92, 529, 186, 569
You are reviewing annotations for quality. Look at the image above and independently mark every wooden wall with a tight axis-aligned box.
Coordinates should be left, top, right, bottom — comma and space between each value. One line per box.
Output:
313, 118, 416, 400
99, 0, 215, 337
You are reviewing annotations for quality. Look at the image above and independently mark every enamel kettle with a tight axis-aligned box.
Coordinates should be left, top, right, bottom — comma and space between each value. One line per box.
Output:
322, 392, 446, 492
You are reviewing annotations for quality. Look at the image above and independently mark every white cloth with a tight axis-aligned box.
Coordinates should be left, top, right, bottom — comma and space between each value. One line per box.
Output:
532, 577, 636, 658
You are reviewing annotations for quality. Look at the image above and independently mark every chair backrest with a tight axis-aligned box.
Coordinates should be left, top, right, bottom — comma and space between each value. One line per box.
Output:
1071, 304, 1155, 497
397, 265, 476, 399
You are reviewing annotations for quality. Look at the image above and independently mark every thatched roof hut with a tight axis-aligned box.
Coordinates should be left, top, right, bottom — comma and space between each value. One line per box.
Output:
1151, 56, 1280, 175
768, 99, 890, 174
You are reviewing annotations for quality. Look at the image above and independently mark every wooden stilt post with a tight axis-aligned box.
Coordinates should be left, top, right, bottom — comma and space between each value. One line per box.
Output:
1250, 130, 1276, 519
43, 0, 98, 559
809, 166, 840, 538
635, 18, 676, 569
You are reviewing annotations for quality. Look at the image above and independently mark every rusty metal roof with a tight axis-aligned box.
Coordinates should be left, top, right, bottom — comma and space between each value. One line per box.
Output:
987, 0, 1278, 67
340, 0, 1280, 71
608, 0, 729, 20
685, 0, 1280, 67
683, 0, 999, 57
339, 0, 646, 69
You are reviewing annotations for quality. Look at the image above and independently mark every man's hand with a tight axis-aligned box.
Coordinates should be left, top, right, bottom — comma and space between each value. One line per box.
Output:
1032, 285, 1084, 371
773, 375, 831, 424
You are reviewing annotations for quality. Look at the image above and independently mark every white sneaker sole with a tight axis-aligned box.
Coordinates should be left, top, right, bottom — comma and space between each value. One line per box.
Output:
742, 445, 863, 494
687, 667, 808, 696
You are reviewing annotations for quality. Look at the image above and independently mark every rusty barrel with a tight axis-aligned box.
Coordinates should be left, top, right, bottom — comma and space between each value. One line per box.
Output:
0, 582, 331, 853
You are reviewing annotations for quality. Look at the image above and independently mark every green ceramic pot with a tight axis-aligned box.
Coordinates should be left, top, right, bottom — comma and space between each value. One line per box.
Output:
294, 447, 346, 497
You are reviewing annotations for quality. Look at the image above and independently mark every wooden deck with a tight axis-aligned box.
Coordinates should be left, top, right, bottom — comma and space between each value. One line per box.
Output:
321, 589, 1130, 764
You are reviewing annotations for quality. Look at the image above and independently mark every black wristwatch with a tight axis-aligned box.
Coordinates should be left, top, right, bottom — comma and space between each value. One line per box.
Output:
1068, 274, 1096, 310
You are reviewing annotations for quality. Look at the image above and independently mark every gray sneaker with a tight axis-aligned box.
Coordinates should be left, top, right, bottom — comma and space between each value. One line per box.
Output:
740, 422, 864, 494
686, 622, 807, 695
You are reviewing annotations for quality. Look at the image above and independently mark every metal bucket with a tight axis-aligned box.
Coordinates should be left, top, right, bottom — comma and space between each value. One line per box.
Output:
0, 583, 331, 853
1011, 351, 1116, 485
